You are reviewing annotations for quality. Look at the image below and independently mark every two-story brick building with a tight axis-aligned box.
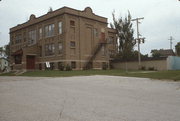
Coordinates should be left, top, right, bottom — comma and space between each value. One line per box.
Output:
10, 7, 117, 71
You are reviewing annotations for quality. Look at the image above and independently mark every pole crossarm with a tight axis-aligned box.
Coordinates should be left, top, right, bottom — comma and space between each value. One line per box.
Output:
168, 36, 174, 50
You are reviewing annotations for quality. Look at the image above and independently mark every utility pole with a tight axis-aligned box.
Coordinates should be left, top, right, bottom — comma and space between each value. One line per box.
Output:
131, 17, 144, 69
168, 36, 174, 50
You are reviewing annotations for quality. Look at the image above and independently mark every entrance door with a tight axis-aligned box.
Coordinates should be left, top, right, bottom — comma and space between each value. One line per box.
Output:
26, 55, 35, 70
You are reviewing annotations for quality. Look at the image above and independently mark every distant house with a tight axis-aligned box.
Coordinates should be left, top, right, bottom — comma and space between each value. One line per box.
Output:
0, 57, 9, 72
158, 49, 175, 57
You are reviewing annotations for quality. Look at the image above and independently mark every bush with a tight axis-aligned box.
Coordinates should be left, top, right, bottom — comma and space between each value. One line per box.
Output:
109, 63, 114, 69
65, 64, 72, 71
59, 64, 64, 71
148, 67, 154, 71
102, 63, 108, 70
141, 66, 146, 70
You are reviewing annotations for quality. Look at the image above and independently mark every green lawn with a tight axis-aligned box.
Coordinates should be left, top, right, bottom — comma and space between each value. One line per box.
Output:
1, 69, 180, 81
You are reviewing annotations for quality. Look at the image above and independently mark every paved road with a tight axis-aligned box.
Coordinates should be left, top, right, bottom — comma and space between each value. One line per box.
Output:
0, 76, 180, 121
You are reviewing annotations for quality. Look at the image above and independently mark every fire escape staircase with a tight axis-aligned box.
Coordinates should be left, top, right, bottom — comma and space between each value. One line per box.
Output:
84, 42, 107, 69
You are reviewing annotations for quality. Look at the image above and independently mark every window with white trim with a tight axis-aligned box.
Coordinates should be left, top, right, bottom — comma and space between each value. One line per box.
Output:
45, 24, 54, 37
28, 30, 36, 45
58, 22, 62, 34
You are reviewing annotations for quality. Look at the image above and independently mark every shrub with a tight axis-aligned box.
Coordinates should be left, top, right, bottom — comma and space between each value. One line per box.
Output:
102, 63, 108, 70
65, 64, 72, 71
109, 63, 114, 69
148, 67, 154, 71
59, 64, 64, 71
141, 66, 146, 70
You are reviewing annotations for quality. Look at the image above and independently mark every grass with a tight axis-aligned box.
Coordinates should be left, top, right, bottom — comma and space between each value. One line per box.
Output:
1, 69, 180, 81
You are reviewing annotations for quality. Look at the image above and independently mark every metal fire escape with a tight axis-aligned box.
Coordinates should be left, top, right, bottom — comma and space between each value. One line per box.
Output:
84, 31, 106, 70
84, 42, 106, 69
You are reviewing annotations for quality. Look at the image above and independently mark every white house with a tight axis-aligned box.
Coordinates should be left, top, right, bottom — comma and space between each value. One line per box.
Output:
0, 57, 9, 72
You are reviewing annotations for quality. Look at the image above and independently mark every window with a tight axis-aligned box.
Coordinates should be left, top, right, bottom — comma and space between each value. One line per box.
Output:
101, 45, 106, 56
45, 24, 54, 37
71, 61, 76, 69
108, 36, 114, 44
58, 22, 62, 34
94, 28, 98, 37
45, 43, 55, 56
28, 30, 36, 45
58, 42, 63, 54
70, 20, 75, 26
70, 41, 75, 48
15, 34, 22, 44
39, 28, 42, 39
14, 55, 22, 64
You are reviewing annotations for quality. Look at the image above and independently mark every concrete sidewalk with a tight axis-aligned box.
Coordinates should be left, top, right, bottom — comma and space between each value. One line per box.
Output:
0, 76, 180, 121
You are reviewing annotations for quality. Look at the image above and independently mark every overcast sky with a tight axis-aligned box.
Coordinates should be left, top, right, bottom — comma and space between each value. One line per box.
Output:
0, 0, 180, 55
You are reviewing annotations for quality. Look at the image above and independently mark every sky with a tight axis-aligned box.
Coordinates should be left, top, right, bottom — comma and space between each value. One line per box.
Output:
0, 0, 180, 55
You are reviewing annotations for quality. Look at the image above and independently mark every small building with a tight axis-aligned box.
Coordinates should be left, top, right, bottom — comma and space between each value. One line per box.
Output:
0, 57, 9, 72
10, 7, 117, 71
158, 49, 175, 57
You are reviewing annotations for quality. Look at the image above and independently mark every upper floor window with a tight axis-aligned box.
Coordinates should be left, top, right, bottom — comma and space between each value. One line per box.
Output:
94, 28, 98, 37
70, 20, 75, 26
70, 41, 75, 48
71, 61, 76, 69
15, 34, 22, 44
101, 45, 106, 56
45, 43, 55, 56
28, 30, 36, 45
45, 24, 54, 37
39, 28, 42, 39
14, 55, 22, 64
58, 42, 63, 54
58, 22, 62, 34
108, 36, 114, 44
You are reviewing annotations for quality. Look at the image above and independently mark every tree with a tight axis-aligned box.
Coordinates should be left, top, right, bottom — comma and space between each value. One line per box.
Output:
0, 46, 4, 56
151, 49, 161, 58
4, 43, 10, 60
110, 11, 135, 61
175, 42, 180, 56
0, 43, 10, 59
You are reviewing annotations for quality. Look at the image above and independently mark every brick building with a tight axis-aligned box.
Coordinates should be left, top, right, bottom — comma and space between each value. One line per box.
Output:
10, 7, 117, 71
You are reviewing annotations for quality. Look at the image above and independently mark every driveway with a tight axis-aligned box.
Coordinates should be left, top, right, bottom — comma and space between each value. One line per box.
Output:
0, 76, 180, 121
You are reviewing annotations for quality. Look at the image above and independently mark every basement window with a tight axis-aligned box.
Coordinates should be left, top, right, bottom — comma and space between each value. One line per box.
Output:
71, 61, 76, 69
